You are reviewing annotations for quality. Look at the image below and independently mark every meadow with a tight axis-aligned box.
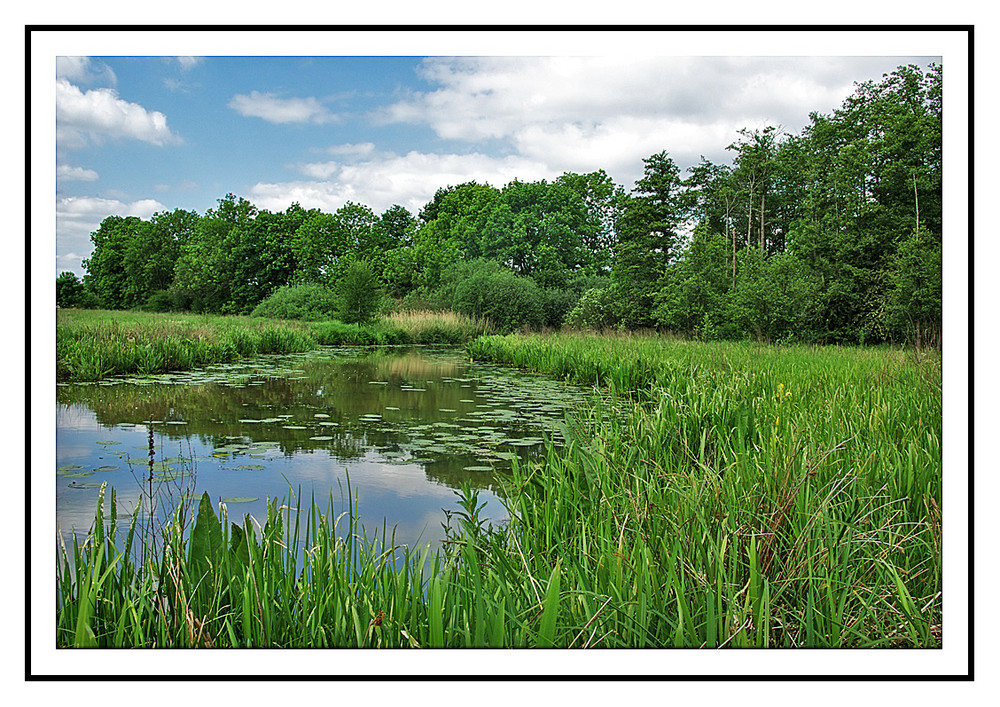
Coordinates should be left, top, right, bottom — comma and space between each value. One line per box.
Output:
55, 321, 942, 648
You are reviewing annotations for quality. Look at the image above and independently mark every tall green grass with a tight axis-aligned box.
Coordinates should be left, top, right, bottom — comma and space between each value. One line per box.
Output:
56, 309, 493, 381
56, 310, 317, 381
466, 332, 943, 646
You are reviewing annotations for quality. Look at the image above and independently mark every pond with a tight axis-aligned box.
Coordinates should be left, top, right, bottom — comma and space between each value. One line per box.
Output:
55, 347, 597, 552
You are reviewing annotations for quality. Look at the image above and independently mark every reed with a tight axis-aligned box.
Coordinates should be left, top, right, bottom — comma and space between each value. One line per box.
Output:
383, 309, 494, 344
55, 309, 491, 381
56, 310, 316, 381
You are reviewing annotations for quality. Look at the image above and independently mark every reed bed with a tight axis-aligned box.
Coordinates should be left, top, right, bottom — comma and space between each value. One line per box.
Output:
466, 332, 943, 646
56, 332, 941, 648
56, 309, 492, 381
383, 309, 494, 344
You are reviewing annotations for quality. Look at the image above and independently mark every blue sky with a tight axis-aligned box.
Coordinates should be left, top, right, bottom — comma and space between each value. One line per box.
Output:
51, 41, 943, 278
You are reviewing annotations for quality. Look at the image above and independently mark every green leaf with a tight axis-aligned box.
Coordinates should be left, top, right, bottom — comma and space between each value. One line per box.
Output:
537, 559, 561, 647
188, 493, 223, 608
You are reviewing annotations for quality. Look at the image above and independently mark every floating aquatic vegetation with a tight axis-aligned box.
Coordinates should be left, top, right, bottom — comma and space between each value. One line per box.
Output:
67, 481, 103, 489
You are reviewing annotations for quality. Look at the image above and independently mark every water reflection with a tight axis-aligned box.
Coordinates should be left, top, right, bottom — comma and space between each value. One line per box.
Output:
55, 347, 595, 551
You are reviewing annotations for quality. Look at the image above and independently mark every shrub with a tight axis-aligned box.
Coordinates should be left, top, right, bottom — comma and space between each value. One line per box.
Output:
539, 287, 580, 329
56, 272, 101, 309
453, 262, 544, 333
142, 290, 175, 313
250, 283, 340, 321
563, 286, 625, 330
338, 260, 384, 326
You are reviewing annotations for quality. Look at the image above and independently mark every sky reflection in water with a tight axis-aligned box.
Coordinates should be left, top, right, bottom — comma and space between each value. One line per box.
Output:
55, 347, 597, 551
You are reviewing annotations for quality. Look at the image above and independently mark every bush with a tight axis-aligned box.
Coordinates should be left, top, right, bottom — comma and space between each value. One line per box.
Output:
142, 290, 175, 312
563, 286, 625, 330
338, 260, 384, 326
452, 262, 544, 333
539, 287, 580, 329
55, 272, 101, 309
250, 283, 340, 321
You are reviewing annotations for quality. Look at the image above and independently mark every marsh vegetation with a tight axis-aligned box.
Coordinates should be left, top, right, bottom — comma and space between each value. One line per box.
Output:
56, 331, 941, 648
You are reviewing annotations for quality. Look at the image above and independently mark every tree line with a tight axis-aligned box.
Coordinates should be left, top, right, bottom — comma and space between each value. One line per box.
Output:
58, 63, 942, 347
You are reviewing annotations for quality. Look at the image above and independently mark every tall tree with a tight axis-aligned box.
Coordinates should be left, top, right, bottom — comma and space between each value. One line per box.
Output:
121, 208, 198, 307
612, 151, 686, 328
172, 194, 257, 313
82, 215, 146, 309
555, 170, 623, 274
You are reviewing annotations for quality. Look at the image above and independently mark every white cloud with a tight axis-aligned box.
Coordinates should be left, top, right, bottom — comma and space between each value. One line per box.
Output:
379, 55, 932, 190
175, 56, 203, 70
56, 164, 99, 182
56, 56, 116, 86
228, 91, 338, 125
296, 161, 341, 179
325, 142, 375, 157
252, 150, 551, 215
56, 78, 181, 149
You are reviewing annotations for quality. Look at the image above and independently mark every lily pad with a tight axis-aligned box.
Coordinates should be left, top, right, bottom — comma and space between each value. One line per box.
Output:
309, 436, 334, 441
67, 481, 103, 489
236, 464, 267, 471
95, 441, 121, 446
94, 466, 119, 472
61, 470, 95, 479
222, 497, 258, 503
463, 465, 493, 472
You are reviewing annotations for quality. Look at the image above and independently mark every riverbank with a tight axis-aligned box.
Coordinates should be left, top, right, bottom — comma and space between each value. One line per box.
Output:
55, 309, 493, 381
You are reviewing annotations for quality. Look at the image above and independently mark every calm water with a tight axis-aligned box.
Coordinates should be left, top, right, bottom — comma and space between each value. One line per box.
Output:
55, 347, 595, 551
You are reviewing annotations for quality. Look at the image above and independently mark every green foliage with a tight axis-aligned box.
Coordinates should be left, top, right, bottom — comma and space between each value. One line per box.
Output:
55, 310, 316, 381
82, 216, 147, 309
727, 249, 822, 343
141, 289, 175, 313
563, 285, 625, 331
250, 283, 340, 321
450, 260, 544, 332
652, 225, 733, 338
337, 259, 384, 326
56, 271, 101, 309
886, 225, 941, 348
612, 151, 686, 328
